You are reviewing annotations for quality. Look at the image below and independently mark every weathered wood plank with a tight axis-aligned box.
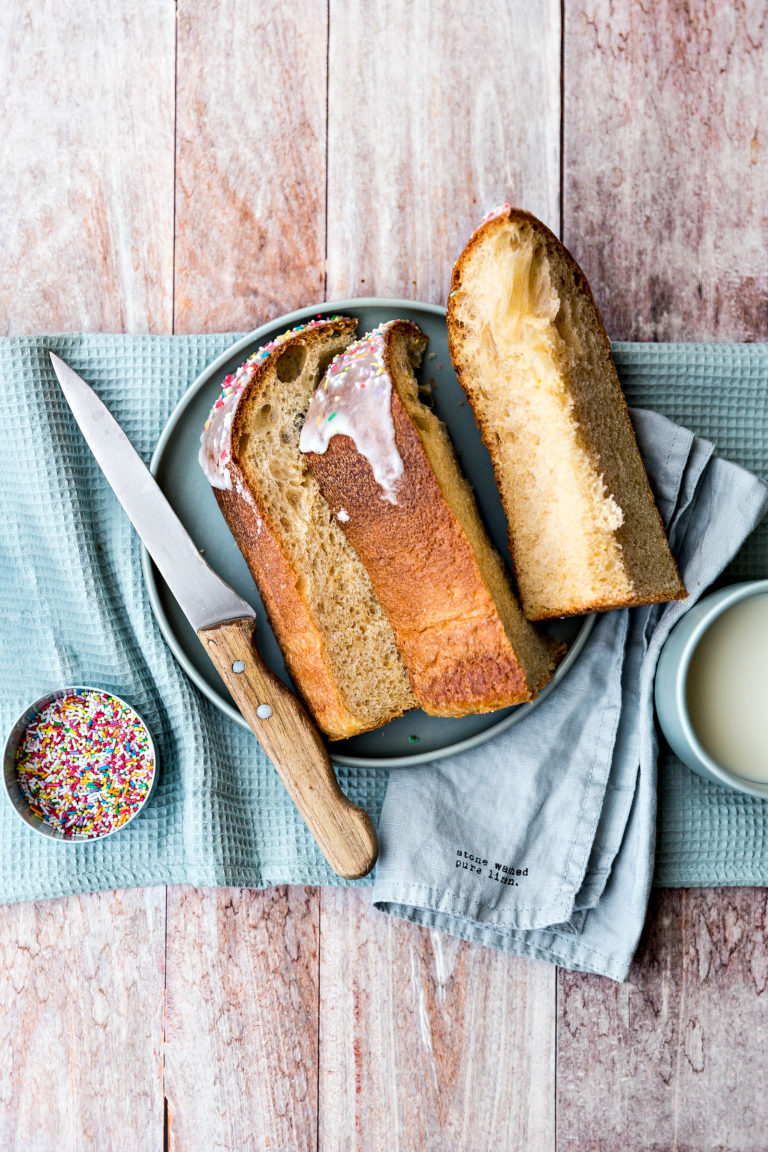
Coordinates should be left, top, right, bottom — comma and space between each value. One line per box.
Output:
318, 888, 555, 1152
173, 0, 328, 333
164, 886, 320, 1152
560, 6, 768, 1147
563, 0, 768, 341
321, 6, 561, 1148
557, 889, 768, 1151
166, 8, 328, 1147
0, 889, 166, 1152
326, 0, 561, 304
0, 6, 173, 1150
0, 0, 175, 334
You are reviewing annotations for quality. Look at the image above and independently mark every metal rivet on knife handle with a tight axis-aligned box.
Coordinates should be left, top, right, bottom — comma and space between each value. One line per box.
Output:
199, 616, 378, 880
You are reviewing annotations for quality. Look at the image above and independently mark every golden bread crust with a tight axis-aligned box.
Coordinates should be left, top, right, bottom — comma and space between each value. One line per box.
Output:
213, 485, 368, 740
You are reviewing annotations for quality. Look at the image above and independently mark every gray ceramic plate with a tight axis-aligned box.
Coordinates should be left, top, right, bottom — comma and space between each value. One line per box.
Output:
142, 298, 595, 767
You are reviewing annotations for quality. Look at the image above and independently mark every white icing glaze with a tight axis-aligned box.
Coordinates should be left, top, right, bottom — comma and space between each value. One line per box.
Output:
299, 321, 413, 504
198, 317, 347, 490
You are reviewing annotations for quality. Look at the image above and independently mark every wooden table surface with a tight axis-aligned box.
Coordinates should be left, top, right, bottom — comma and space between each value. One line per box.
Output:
2, 2, 767, 1149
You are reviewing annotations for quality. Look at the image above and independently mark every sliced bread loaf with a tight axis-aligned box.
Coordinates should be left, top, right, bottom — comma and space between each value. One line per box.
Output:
199, 316, 417, 739
447, 205, 686, 620
300, 320, 563, 717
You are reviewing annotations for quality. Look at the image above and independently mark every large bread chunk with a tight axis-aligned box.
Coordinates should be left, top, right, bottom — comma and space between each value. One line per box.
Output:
447, 205, 686, 620
199, 316, 417, 740
301, 320, 563, 717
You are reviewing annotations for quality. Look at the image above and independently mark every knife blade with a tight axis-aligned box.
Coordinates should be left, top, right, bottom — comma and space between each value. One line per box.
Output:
50, 353, 255, 632
49, 352, 377, 880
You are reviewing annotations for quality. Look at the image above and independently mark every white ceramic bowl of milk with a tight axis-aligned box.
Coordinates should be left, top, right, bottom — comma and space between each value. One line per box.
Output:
655, 580, 768, 797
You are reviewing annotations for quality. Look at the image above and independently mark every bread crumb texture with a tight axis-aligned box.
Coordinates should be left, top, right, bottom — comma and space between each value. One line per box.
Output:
448, 210, 685, 619
221, 319, 417, 739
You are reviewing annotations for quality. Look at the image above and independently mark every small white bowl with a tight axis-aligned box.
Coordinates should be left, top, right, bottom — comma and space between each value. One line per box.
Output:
654, 580, 768, 798
3, 686, 158, 841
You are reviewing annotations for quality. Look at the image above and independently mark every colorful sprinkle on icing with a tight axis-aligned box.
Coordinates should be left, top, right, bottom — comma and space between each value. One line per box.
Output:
479, 201, 512, 228
15, 690, 154, 839
299, 321, 425, 504
199, 316, 347, 490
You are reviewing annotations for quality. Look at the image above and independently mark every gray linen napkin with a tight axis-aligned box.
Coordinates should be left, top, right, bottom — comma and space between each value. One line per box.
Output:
372, 409, 768, 981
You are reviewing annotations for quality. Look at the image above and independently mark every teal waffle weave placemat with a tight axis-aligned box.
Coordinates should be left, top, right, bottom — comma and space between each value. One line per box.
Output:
1, 335, 766, 902
612, 344, 768, 886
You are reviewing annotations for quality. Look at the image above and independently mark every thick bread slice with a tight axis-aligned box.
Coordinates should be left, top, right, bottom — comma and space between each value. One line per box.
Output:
301, 320, 563, 717
199, 316, 417, 740
447, 205, 686, 620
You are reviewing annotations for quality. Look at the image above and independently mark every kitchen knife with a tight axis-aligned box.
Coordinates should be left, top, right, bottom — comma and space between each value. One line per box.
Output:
49, 352, 378, 880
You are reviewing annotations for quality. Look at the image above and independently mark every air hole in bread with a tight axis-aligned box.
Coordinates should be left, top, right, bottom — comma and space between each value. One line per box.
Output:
417, 380, 436, 409
255, 403, 272, 429
275, 345, 307, 383
411, 409, 431, 435
317, 349, 339, 377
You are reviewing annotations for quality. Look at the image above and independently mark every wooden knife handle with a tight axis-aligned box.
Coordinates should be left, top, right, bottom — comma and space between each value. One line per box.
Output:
198, 616, 378, 880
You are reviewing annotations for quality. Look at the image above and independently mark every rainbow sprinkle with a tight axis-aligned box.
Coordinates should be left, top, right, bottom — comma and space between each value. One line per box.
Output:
317, 321, 402, 396
201, 316, 345, 436
199, 315, 349, 490
299, 320, 422, 504
15, 690, 154, 839
479, 201, 512, 227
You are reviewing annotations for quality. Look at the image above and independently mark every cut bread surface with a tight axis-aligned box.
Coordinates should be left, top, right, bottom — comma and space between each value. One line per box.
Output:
302, 320, 563, 717
447, 207, 686, 619
200, 317, 417, 739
